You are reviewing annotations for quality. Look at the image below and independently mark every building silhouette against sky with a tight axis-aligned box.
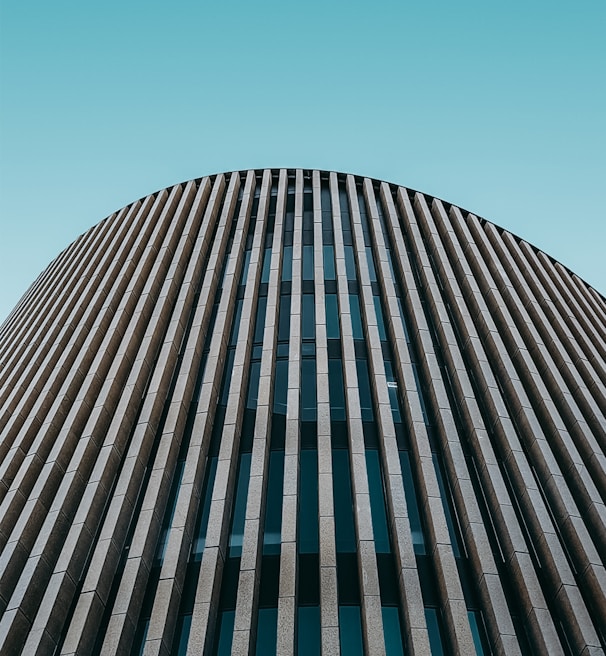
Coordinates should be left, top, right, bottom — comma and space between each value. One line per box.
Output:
0, 169, 604, 655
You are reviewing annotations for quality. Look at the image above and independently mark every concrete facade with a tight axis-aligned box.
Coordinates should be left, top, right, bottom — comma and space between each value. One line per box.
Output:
0, 169, 604, 655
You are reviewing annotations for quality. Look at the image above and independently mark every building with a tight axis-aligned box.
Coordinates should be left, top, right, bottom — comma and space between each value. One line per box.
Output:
0, 168, 604, 656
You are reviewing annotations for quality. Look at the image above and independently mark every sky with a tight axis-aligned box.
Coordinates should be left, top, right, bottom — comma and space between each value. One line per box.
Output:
1, 0, 604, 323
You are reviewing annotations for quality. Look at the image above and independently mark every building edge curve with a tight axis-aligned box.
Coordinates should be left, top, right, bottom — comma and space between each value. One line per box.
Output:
0, 168, 604, 656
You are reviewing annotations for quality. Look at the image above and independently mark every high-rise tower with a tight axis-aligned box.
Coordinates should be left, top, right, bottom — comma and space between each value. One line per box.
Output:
0, 169, 604, 656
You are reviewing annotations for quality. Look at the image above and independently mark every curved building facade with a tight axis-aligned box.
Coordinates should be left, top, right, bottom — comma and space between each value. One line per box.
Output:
0, 169, 605, 656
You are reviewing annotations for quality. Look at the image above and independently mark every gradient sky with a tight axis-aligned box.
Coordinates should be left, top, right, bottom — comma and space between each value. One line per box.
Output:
1, 0, 604, 322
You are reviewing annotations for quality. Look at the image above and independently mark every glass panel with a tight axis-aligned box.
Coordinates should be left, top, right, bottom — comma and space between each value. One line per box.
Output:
396, 297, 410, 343
328, 359, 346, 422
399, 451, 425, 554
273, 360, 288, 415
253, 296, 267, 344
255, 608, 278, 656
303, 245, 314, 281
302, 294, 315, 341
282, 246, 293, 281
365, 450, 390, 553
215, 610, 235, 656
134, 619, 149, 656
468, 610, 486, 656
355, 359, 374, 421
349, 294, 364, 340
425, 608, 445, 656
229, 299, 244, 346
219, 349, 236, 405
298, 450, 319, 553
297, 606, 321, 656
261, 247, 272, 283
229, 452, 252, 557
412, 363, 429, 424
345, 245, 357, 280
155, 459, 185, 565
301, 359, 317, 422
192, 456, 218, 559
382, 606, 405, 656
263, 451, 284, 554
332, 450, 356, 552
241, 250, 252, 284
278, 295, 291, 342
338, 606, 363, 656
325, 294, 340, 339
374, 296, 387, 341
175, 614, 192, 656
323, 245, 336, 280
433, 453, 462, 558
366, 246, 377, 282
247, 361, 261, 410
384, 360, 401, 423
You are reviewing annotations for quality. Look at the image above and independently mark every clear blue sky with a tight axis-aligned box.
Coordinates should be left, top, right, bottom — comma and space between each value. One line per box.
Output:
1, 0, 604, 322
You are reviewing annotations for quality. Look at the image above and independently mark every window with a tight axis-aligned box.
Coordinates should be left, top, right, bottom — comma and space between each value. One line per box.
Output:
255, 608, 278, 655
278, 295, 291, 342
214, 610, 235, 656
273, 360, 288, 415
382, 607, 405, 656
399, 451, 425, 554
349, 295, 364, 340
253, 296, 268, 344
191, 456, 218, 558
228, 453, 252, 557
345, 245, 357, 281
332, 449, 356, 552
365, 449, 391, 553
425, 608, 445, 656
298, 450, 319, 553
301, 359, 317, 423
328, 359, 346, 422
302, 294, 315, 341
263, 451, 284, 554
355, 359, 374, 422
303, 245, 314, 281
282, 246, 293, 281
173, 613, 192, 656
374, 296, 387, 341
325, 294, 340, 339
323, 245, 336, 280
246, 361, 261, 410
338, 606, 363, 656
261, 247, 272, 283
297, 606, 320, 656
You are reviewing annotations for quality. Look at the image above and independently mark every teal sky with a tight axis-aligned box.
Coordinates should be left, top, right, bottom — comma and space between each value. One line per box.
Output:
1, 0, 604, 322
